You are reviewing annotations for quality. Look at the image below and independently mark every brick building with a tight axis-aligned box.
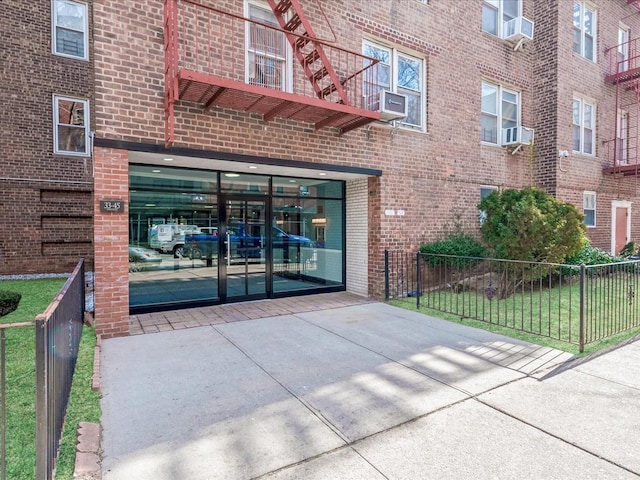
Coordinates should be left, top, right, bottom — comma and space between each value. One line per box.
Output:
3, 0, 640, 338
1, 0, 94, 274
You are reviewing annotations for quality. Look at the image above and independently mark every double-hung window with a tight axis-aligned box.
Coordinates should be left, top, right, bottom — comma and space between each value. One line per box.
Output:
52, 0, 88, 60
363, 40, 425, 130
54, 95, 89, 155
583, 192, 596, 227
617, 110, 629, 164
481, 82, 519, 145
618, 26, 630, 73
245, 1, 291, 91
573, 1, 596, 61
482, 0, 520, 38
573, 97, 595, 155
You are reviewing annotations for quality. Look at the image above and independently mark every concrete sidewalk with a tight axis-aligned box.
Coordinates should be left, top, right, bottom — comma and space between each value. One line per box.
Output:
100, 301, 640, 479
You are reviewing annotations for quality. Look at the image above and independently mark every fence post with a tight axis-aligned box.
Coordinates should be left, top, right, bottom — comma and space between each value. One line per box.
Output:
579, 264, 585, 353
416, 252, 421, 309
34, 319, 49, 480
384, 250, 389, 301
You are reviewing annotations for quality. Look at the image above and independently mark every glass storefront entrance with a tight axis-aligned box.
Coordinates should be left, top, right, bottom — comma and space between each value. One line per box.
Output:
222, 197, 267, 301
128, 164, 345, 313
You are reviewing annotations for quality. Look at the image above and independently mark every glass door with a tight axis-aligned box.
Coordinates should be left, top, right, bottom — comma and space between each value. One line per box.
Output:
221, 196, 268, 301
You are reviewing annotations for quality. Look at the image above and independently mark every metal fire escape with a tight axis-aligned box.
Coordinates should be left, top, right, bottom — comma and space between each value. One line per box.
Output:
603, 1, 640, 177
163, 0, 380, 148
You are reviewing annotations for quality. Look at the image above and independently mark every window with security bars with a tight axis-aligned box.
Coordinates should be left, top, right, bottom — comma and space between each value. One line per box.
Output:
245, 1, 290, 91
53, 0, 88, 60
481, 82, 519, 145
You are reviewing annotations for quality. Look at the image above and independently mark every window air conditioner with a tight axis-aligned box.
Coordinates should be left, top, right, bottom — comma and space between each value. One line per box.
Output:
374, 90, 408, 122
503, 16, 534, 43
502, 126, 534, 149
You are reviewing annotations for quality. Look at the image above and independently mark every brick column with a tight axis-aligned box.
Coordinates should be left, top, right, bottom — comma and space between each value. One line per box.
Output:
93, 147, 129, 338
367, 176, 383, 299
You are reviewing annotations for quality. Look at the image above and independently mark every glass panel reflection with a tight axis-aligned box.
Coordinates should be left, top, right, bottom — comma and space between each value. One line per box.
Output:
225, 199, 267, 298
128, 165, 346, 311
129, 165, 219, 308
272, 197, 343, 293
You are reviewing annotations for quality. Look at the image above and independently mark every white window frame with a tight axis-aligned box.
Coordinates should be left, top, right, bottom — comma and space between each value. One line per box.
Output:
480, 186, 499, 224
52, 0, 88, 60
244, 0, 292, 92
617, 109, 629, 164
363, 39, 426, 131
573, 96, 595, 155
573, 1, 596, 62
482, 0, 521, 38
481, 81, 521, 146
583, 191, 596, 228
53, 95, 90, 156
618, 25, 630, 72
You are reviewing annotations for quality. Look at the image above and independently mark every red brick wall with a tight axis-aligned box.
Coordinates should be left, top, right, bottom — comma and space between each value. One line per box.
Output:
91, 0, 640, 303
548, 0, 640, 252
93, 1, 534, 254
93, 148, 129, 338
0, 0, 95, 275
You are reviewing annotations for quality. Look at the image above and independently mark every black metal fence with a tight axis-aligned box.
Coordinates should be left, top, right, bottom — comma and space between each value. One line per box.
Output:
385, 251, 640, 352
34, 259, 86, 480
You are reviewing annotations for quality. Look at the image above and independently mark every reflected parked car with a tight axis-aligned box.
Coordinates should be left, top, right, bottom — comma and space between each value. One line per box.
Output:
129, 245, 162, 271
184, 225, 315, 261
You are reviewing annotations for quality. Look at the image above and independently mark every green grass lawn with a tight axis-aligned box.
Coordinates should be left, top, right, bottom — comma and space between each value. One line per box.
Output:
390, 273, 640, 356
0, 278, 100, 480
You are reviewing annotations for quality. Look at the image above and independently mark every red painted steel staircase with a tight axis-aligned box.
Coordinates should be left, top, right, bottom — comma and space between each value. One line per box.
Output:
163, 0, 380, 148
266, 0, 349, 105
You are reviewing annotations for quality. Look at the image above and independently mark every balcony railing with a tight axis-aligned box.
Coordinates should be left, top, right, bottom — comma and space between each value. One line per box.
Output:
164, 0, 381, 146
604, 37, 640, 83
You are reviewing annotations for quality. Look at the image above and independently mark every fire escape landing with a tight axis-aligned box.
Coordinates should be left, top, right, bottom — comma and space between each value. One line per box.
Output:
603, 29, 640, 177
163, 0, 381, 148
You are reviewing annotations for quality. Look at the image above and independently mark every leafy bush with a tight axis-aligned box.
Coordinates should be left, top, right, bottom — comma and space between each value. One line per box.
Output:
618, 241, 638, 258
478, 187, 587, 263
565, 244, 616, 266
419, 234, 485, 268
560, 244, 631, 277
0, 290, 22, 317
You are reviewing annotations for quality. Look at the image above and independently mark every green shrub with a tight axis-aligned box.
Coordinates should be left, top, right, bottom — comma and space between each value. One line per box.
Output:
618, 241, 638, 258
419, 234, 485, 268
0, 290, 22, 317
565, 244, 616, 266
560, 244, 630, 277
478, 187, 587, 263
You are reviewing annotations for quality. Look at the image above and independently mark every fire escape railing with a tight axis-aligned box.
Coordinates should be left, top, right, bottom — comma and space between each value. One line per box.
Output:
604, 37, 640, 176
164, 0, 380, 147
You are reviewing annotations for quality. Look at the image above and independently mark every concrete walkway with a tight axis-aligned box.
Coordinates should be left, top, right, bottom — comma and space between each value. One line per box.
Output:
100, 298, 640, 479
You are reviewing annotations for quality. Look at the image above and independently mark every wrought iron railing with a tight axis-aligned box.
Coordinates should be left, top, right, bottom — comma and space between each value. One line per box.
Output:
385, 251, 640, 352
165, 0, 379, 109
34, 259, 86, 480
